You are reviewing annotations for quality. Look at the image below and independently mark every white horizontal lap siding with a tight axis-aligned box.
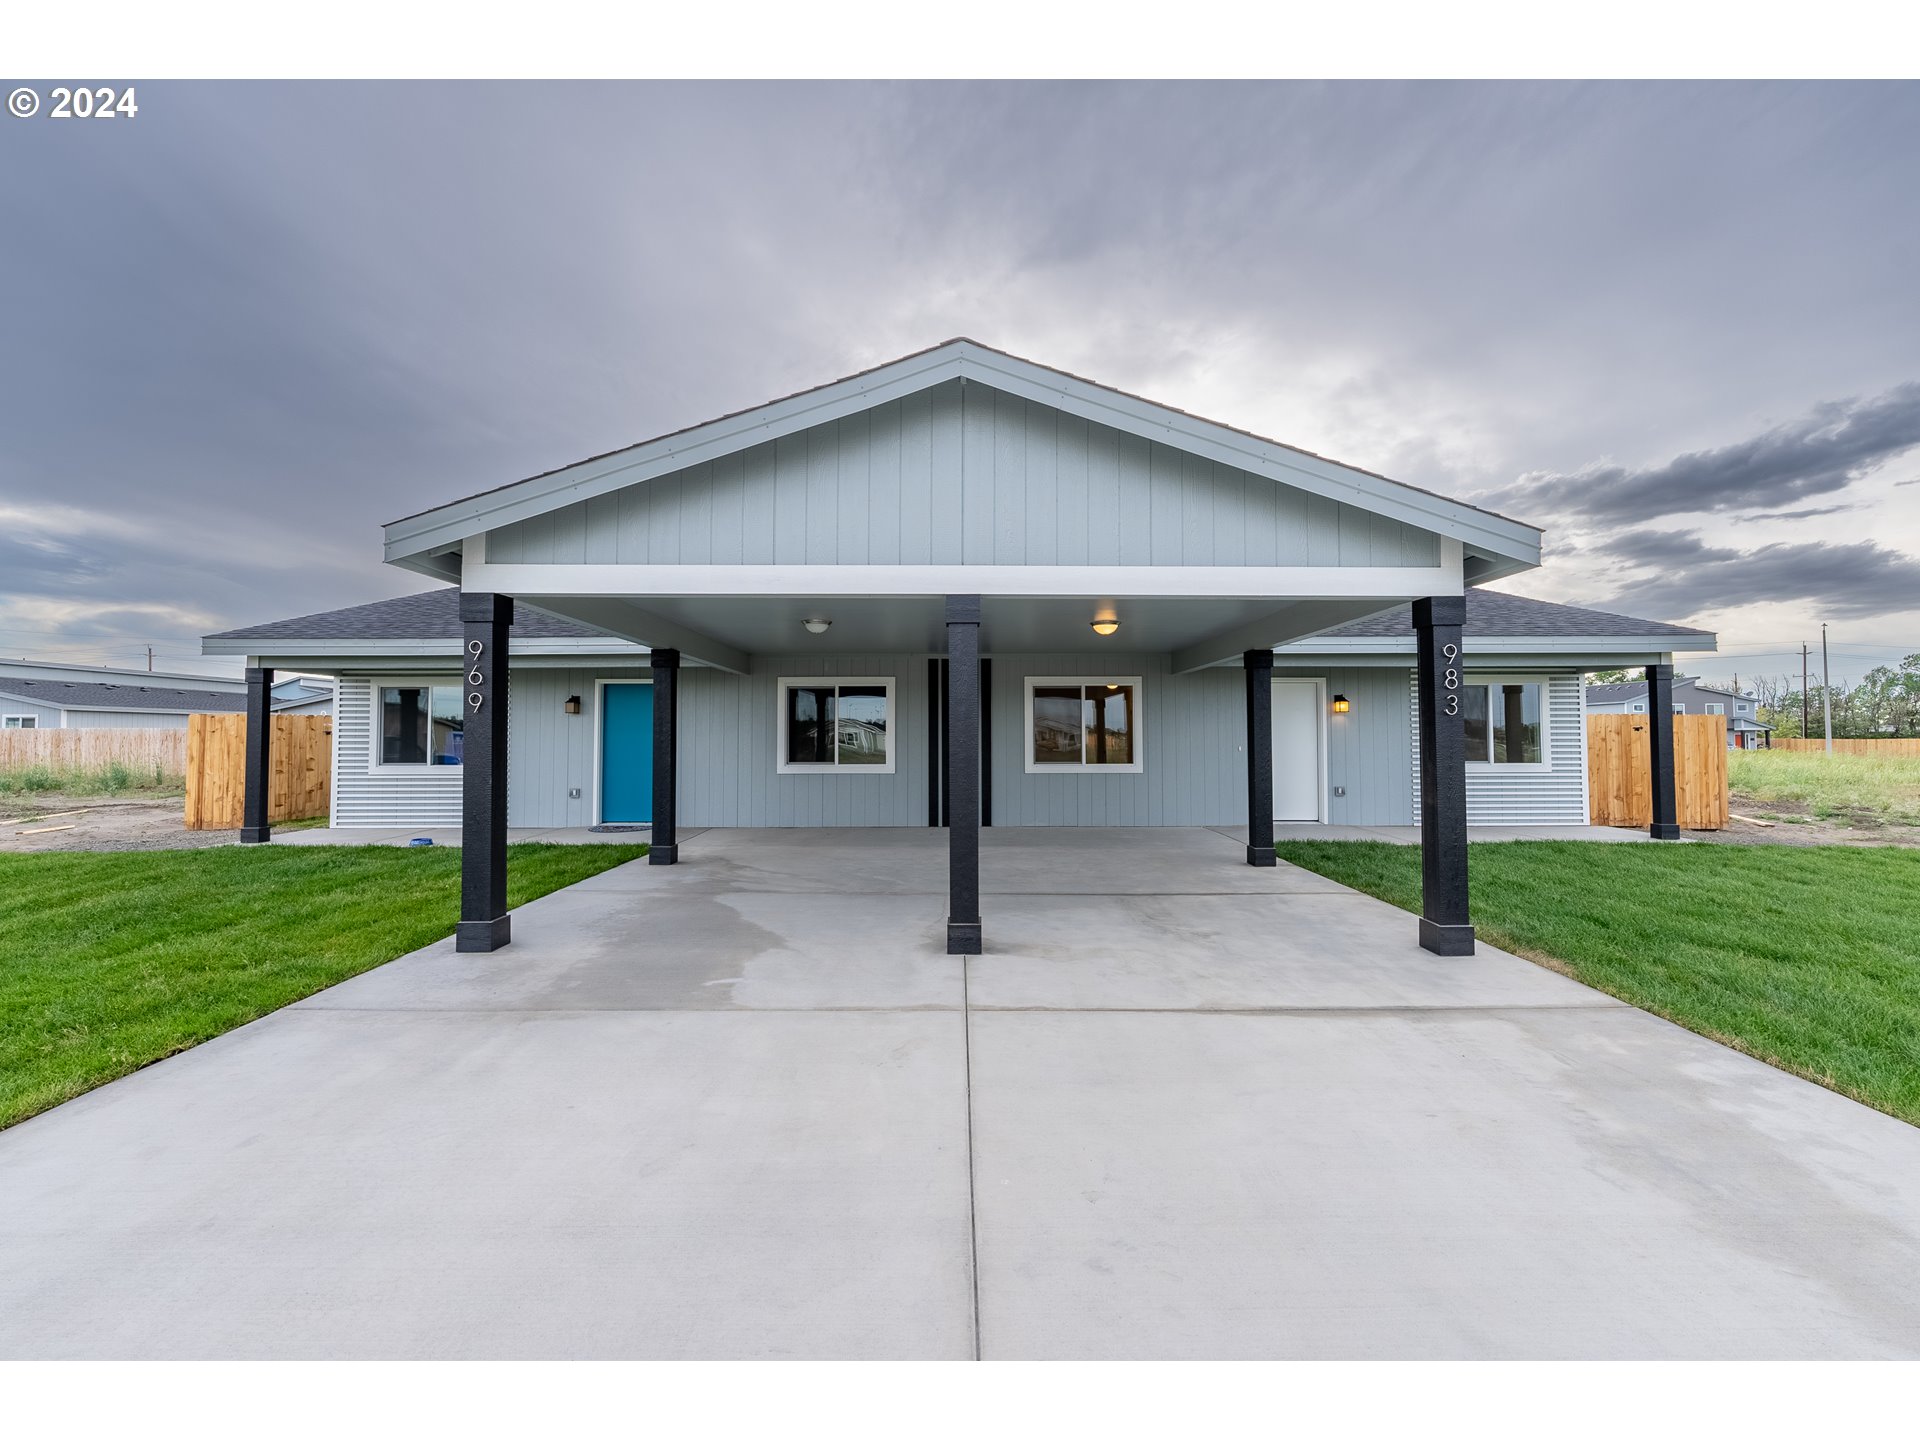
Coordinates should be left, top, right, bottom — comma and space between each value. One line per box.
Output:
1410, 671, 1588, 825
331, 676, 465, 828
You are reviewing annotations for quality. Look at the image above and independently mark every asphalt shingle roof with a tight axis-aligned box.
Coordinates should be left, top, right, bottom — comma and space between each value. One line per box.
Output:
207, 589, 599, 642
1316, 589, 1713, 642
0, 679, 247, 712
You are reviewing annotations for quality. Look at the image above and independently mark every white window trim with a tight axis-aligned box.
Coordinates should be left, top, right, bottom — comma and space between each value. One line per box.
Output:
2, 714, 37, 729
1703, 702, 1725, 715
776, 676, 897, 776
369, 676, 466, 774
1463, 675, 1550, 772
1024, 675, 1146, 775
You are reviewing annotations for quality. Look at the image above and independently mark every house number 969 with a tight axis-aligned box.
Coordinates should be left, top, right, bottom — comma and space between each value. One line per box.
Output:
467, 639, 485, 711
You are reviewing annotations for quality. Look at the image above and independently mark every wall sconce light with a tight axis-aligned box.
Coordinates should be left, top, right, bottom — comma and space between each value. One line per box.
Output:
564, 695, 582, 715
1331, 694, 1351, 714
803, 618, 832, 635
1090, 618, 1120, 637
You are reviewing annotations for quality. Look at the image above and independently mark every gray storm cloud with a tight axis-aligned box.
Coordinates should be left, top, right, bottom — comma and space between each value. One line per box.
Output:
2, 80, 1918, 667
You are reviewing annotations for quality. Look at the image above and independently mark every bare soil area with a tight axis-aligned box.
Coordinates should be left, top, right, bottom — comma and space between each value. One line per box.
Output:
0, 796, 235, 853
1701, 796, 1920, 848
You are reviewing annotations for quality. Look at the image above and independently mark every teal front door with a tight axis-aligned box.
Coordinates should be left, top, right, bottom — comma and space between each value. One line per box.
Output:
600, 683, 653, 823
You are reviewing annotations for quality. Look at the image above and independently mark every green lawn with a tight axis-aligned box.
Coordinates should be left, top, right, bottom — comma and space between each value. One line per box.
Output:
1273, 839, 1920, 1124
0, 843, 644, 1129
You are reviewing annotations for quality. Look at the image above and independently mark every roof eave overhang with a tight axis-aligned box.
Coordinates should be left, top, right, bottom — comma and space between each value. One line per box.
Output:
1274, 633, 1718, 658
381, 341, 1542, 576
202, 636, 650, 661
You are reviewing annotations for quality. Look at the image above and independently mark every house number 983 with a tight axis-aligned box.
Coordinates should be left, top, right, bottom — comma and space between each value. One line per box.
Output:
1441, 642, 1460, 717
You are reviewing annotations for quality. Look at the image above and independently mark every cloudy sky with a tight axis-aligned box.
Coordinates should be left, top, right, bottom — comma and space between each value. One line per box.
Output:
3, 80, 1916, 685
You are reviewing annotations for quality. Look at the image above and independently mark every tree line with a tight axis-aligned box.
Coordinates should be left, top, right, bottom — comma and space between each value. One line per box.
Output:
1744, 655, 1920, 739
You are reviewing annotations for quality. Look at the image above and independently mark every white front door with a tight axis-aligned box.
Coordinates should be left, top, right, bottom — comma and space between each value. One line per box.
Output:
1271, 678, 1325, 822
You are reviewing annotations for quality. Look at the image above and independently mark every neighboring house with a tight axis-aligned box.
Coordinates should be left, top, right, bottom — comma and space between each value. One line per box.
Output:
270, 674, 336, 717
0, 659, 331, 730
1587, 675, 1771, 748
203, 339, 1715, 842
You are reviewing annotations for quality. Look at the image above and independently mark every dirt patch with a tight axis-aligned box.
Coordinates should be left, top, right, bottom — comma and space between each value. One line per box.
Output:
0, 795, 236, 853
1698, 795, 1920, 848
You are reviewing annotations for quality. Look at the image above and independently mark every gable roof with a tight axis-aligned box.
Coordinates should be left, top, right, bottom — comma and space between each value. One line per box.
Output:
383, 339, 1544, 584
0, 679, 247, 713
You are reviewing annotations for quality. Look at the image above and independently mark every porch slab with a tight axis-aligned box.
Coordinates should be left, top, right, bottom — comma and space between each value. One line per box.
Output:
5, 826, 1920, 1358
269, 826, 696, 847
1263, 822, 1660, 843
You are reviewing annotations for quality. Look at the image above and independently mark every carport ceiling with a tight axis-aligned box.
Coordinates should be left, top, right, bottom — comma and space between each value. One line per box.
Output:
523, 594, 1407, 663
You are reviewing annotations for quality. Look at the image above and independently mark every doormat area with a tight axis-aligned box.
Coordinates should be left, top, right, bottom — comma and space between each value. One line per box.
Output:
589, 824, 650, 833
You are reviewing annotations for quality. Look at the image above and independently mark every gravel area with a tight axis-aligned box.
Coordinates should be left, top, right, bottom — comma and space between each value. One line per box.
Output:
0, 797, 236, 853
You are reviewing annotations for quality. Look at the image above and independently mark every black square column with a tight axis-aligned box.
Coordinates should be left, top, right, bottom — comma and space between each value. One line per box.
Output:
650, 648, 681, 865
457, 592, 512, 953
1413, 596, 1474, 956
945, 595, 982, 955
1646, 661, 1681, 840
1243, 649, 1276, 866
239, 665, 274, 844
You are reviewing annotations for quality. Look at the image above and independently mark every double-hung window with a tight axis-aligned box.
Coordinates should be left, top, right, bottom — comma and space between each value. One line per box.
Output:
2, 715, 36, 730
1025, 677, 1143, 773
777, 677, 894, 773
1460, 680, 1544, 766
377, 683, 464, 767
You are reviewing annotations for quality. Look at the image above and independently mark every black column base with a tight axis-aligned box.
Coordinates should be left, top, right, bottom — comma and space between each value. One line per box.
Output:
648, 843, 679, 866
1246, 843, 1276, 867
455, 915, 512, 953
1648, 822, 1682, 841
239, 827, 272, 845
946, 921, 982, 956
1419, 918, 1476, 956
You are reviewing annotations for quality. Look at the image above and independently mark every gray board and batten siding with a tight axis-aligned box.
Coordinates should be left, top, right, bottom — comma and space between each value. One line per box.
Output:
482, 381, 1442, 572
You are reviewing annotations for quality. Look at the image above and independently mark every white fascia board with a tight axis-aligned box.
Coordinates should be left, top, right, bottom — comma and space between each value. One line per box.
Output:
384, 340, 1541, 573
460, 558, 1463, 601
204, 637, 650, 663
1274, 635, 1714, 657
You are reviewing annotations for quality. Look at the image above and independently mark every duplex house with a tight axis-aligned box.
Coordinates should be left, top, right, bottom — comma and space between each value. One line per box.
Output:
1588, 675, 1771, 748
203, 340, 1715, 957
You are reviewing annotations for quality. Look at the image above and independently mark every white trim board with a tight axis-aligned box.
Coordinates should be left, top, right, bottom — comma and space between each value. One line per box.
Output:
461, 559, 1465, 602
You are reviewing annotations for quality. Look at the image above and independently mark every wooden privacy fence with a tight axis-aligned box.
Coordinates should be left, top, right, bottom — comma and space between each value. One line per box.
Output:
1771, 737, 1920, 756
0, 726, 189, 775
1587, 713, 1728, 830
185, 713, 331, 829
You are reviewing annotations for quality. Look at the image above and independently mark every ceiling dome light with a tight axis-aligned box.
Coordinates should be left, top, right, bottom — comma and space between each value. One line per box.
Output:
1090, 619, 1120, 637
803, 618, 832, 635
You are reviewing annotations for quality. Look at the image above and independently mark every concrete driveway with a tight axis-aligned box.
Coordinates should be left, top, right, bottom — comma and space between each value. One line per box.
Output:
4, 827, 1920, 1358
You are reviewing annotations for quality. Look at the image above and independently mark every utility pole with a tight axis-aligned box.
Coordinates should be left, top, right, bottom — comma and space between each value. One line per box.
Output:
1801, 644, 1809, 738
1821, 623, 1833, 754
146, 646, 154, 673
